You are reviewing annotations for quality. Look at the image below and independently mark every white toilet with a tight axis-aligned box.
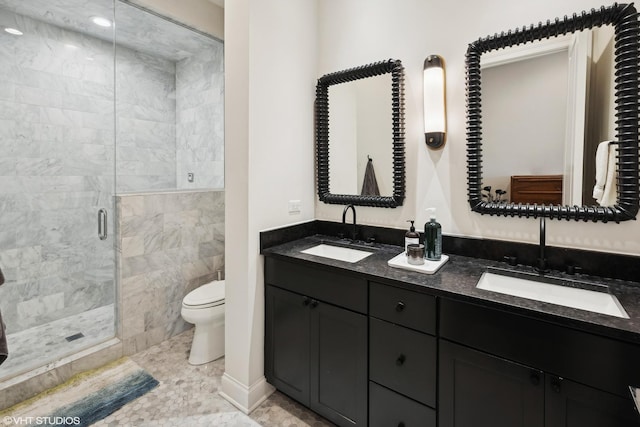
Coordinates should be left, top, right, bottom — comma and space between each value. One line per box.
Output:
181, 280, 225, 365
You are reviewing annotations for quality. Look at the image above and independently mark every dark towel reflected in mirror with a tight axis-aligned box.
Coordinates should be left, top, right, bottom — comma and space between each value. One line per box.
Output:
361, 156, 380, 196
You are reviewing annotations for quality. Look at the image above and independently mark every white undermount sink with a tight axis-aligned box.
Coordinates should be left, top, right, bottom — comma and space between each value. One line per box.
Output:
476, 269, 629, 319
300, 244, 373, 263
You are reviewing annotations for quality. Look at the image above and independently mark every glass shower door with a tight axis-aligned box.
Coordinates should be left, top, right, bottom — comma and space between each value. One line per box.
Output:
0, 0, 116, 380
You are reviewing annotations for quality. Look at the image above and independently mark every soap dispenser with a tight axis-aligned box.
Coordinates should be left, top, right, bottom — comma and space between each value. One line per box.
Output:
405, 220, 420, 255
424, 209, 442, 261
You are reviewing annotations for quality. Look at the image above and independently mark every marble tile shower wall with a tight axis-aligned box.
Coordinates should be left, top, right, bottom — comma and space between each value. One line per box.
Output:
0, 6, 224, 336
0, 10, 116, 334
176, 44, 224, 189
116, 49, 177, 192
116, 190, 224, 355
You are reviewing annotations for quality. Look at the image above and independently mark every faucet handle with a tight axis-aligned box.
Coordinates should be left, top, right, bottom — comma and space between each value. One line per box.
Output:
503, 255, 518, 266
566, 265, 582, 275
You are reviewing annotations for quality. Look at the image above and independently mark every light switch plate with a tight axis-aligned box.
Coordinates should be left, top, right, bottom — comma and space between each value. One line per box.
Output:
288, 200, 301, 214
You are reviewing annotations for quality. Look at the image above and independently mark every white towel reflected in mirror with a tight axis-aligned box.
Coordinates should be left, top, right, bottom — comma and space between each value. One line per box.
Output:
592, 141, 617, 206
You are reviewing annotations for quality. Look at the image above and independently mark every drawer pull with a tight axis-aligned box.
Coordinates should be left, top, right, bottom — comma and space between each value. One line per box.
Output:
395, 301, 405, 312
310, 299, 319, 308
398, 423, 405, 427
550, 376, 563, 393
529, 371, 540, 386
396, 354, 406, 366
302, 297, 311, 306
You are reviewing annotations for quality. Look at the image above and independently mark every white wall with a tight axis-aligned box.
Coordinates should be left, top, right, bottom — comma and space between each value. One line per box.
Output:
483, 51, 568, 194
223, 0, 317, 413
316, 0, 640, 257
356, 75, 393, 196
329, 83, 359, 194
316, 0, 423, 228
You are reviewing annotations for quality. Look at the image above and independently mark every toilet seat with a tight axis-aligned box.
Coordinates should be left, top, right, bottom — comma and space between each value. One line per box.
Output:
183, 280, 225, 309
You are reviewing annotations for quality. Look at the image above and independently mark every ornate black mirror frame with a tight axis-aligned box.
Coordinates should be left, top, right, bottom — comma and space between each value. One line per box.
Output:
316, 59, 406, 208
466, 3, 639, 222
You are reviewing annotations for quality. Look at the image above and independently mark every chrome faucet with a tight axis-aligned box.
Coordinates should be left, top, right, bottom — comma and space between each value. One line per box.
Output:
536, 217, 548, 273
342, 204, 357, 241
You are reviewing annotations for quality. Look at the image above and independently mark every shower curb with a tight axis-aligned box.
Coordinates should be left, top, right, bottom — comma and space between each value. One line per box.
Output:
0, 338, 122, 411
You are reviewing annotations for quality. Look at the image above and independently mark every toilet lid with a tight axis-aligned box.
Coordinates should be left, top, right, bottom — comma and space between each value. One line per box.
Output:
183, 280, 225, 307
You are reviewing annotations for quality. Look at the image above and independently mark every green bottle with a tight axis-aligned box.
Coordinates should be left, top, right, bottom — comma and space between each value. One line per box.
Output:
424, 208, 442, 261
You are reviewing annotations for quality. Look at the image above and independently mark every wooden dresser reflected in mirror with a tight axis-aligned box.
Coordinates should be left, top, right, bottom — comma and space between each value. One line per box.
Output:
510, 175, 563, 205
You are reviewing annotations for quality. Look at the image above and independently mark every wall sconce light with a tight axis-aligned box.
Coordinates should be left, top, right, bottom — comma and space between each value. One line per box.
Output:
423, 55, 447, 149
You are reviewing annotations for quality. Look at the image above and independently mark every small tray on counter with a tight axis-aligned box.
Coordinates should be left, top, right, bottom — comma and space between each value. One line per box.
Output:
387, 252, 449, 275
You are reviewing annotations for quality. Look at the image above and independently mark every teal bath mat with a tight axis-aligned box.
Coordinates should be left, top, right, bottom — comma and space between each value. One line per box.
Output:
44, 369, 158, 426
1, 358, 158, 427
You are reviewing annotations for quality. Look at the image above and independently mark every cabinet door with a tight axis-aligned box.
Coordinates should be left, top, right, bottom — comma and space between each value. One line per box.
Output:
265, 285, 311, 406
439, 340, 544, 427
546, 375, 640, 427
310, 301, 367, 427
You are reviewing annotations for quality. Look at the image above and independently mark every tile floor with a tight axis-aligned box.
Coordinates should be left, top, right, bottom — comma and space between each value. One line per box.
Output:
93, 329, 334, 426
0, 305, 115, 381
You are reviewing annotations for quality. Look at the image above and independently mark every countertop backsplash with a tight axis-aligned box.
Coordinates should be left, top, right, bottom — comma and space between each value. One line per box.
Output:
260, 220, 640, 284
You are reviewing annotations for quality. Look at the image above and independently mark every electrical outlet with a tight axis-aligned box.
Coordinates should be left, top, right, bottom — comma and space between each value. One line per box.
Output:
288, 200, 301, 214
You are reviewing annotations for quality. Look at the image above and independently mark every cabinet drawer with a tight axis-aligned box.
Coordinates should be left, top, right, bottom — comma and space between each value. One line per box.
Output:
369, 381, 435, 427
370, 281, 436, 334
265, 257, 367, 314
369, 317, 436, 406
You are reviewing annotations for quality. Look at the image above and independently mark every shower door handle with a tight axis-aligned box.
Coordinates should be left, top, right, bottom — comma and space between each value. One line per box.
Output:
98, 208, 108, 240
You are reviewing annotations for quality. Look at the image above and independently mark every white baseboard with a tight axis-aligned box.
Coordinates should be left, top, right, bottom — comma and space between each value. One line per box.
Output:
219, 372, 275, 414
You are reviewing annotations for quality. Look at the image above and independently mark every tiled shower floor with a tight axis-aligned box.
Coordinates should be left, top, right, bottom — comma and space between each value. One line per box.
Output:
0, 305, 115, 380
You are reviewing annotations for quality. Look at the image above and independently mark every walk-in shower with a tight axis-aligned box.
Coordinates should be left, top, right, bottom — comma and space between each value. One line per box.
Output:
0, 0, 223, 383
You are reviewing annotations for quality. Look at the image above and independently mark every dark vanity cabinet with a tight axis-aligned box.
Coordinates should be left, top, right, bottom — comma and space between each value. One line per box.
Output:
544, 375, 640, 427
264, 252, 640, 427
264, 285, 310, 405
439, 339, 640, 427
439, 299, 640, 427
264, 258, 368, 427
439, 340, 545, 427
368, 282, 437, 427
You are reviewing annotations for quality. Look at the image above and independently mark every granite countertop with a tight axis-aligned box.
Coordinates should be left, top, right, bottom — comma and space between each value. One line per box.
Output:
262, 234, 640, 345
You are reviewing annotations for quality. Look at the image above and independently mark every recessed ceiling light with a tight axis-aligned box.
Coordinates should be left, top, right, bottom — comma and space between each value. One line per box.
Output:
90, 16, 112, 28
4, 27, 23, 35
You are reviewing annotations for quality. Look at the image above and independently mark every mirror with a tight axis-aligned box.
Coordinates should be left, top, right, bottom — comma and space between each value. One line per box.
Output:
482, 27, 615, 207
316, 59, 405, 208
466, 4, 639, 222
328, 74, 393, 196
